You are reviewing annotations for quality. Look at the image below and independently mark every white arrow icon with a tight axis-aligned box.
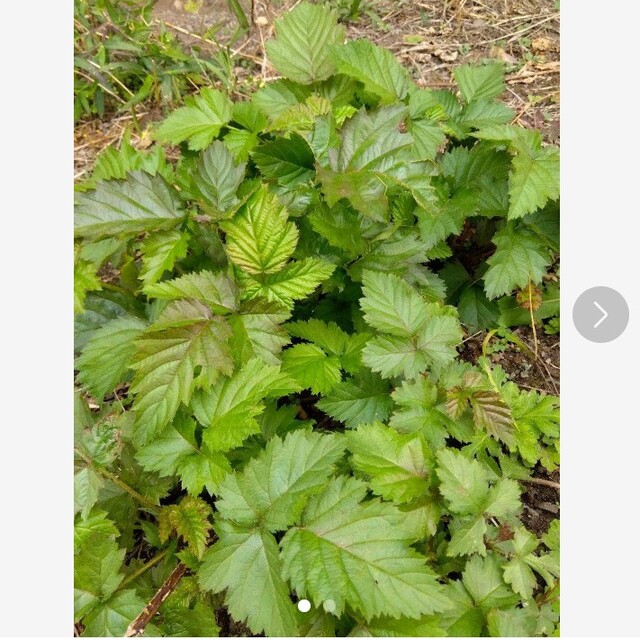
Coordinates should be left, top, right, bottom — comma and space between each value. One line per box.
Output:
593, 301, 608, 328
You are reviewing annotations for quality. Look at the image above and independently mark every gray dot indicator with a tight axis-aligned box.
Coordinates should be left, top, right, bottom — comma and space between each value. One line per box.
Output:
573, 286, 629, 343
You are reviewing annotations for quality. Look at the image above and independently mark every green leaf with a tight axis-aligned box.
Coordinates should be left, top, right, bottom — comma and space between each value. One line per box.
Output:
82, 590, 145, 637
331, 40, 410, 103
360, 271, 427, 337
265, 2, 345, 84
436, 449, 490, 514
158, 495, 212, 558
346, 422, 430, 503
75, 171, 184, 240
74, 258, 102, 314
362, 334, 427, 379
281, 343, 342, 394
76, 316, 146, 399
239, 257, 335, 307
484, 225, 550, 299
75, 534, 125, 619
74, 511, 119, 553
408, 118, 446, 161
215, 430, 345, 530
129, 310, 234, 445
486, 607, 538, 637
155, 88, 233, 150
191, 357, 296, 452
454, 63, 505, 103
508, 145, 560, 220
199, 522, 299, 636
139, 230, 189, 287
281, 476, 450, 619
191, 140, 246, 216
144, 270, 238, 315
457, 286, 500, 331
221, 187, 299, 275
317, 370, 393, 428
230, 298, 291, 365
252, 134, 315, 186
252, 79, 311, 119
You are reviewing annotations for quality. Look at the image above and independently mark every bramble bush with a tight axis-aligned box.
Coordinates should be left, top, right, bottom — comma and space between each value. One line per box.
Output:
74, 2, 560, 636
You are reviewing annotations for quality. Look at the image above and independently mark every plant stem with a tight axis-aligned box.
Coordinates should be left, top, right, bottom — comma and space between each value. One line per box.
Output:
119, 548, 171, 591
74, 447, 159, 513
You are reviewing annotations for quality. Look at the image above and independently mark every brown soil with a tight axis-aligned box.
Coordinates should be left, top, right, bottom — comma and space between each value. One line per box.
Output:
74, 0, 559, 178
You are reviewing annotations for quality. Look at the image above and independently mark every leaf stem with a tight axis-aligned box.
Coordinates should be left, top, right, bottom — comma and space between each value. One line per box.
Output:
119, 548, 171, 590
74, 447, 159, 513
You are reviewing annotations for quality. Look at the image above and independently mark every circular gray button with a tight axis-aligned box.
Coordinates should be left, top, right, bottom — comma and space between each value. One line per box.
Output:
573, 286, 629, 343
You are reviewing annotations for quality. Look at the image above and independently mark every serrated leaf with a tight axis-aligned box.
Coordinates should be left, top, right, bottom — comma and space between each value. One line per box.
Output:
436, 449, 490, 514
362, 334, 426, 379
82, 590, 145, 637
144, 270, 238, 315
265, 2, 345, 84
74, 258, 102, 314
252, 133, 315, 186
484, 225, 550, 299
447, 516, 487, 557
230, 298, 291, 365
317, 370, 393, 428
331, 40, 410, 103
76, 316, 146, 399
155, 88, 233, 150
221, 187, 298, 275
216, 430, 345, 530
239, 257, 335, 307
252, 79, 312, 119
454, 63, 505, 103
360, 271, 426, 337
158, 495, 212, 558
281, 476, 450, 619
129, 313, 233, 445
200, 522, 299, 636
139, 230, 189, 287
346, 422, 430, 503
191, 358, 296, 452
75, 171, 184, 239
509, 145, 560, 219
281, 343, 342, 394
191, 140, 246, 216
74, 511, 119, 554
486, 607, 538, 638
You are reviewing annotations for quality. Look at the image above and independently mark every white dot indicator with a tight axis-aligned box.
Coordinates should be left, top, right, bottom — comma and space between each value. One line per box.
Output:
323, 599, 336, 613
297, 599, 311, 613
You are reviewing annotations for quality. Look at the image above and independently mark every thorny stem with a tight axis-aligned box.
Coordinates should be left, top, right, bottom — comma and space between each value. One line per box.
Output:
74, 447, 159, 513
528, 281, 539, 360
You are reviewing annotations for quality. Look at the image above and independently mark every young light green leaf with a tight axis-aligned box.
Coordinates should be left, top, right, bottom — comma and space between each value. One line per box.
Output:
221, 187, 299, 275
155, 88, 233, 150
266, 2, 345, 84
139, 230, 189, 287
281, 343, 342, 395
158, 495, 212, 559
143, 270, 238, 315
239, 257, 335, 307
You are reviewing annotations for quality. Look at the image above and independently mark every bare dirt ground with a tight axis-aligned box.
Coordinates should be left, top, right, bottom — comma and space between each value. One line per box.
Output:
74, 0, 559, 178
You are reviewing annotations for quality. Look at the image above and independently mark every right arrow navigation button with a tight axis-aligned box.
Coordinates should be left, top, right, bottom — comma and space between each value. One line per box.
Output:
573, 286, 629, 343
